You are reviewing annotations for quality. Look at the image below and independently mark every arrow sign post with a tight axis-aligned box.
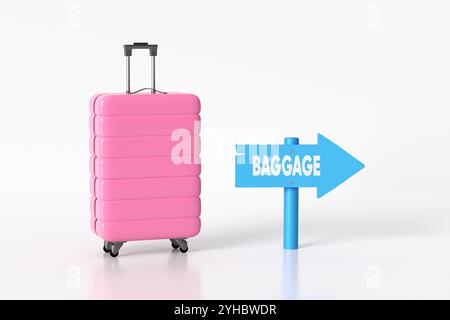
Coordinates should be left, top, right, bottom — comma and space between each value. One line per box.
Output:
235, 134, 365, 249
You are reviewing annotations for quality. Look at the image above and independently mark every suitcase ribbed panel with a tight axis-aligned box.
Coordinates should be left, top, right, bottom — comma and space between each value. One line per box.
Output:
92, 93, 200, 115
91, 157, 201, 179
91, 135, 201, 158
89, 93, 201, 241
93, 114, 200, 137
95, 176, 201, 201
96, 218, 201, 242
94, 197, 201, 222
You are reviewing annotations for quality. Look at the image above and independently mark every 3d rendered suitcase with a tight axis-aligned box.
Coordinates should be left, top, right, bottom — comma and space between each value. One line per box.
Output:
90, 43, 201, 257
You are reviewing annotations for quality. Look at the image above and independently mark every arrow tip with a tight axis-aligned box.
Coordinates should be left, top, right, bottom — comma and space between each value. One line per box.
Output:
316, 134, 365, 198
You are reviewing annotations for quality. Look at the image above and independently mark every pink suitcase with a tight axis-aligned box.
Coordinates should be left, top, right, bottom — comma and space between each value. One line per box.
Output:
90, 43, 201, 257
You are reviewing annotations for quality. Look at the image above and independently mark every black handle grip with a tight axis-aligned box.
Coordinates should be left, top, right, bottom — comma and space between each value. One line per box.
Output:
124, 42, 158, 57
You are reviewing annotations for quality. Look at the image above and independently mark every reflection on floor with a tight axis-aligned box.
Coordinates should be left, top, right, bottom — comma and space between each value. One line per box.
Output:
92, 250, 201, 299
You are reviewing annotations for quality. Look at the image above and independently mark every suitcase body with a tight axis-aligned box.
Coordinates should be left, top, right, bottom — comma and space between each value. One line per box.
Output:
90, 43, 201, 256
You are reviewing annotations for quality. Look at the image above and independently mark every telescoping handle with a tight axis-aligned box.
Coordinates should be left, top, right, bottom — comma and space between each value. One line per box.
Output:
123, 42, 158, 94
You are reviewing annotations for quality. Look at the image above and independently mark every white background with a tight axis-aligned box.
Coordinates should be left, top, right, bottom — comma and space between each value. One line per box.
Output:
0, 0, 449, 299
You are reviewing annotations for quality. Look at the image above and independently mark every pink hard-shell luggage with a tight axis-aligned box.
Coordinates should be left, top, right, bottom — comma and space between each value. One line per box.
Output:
90, 43, 201, 257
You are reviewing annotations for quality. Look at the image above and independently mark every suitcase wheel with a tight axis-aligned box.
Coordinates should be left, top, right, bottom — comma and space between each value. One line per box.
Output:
170, 239, 188, 253
103, 241, 124, 258
103, 241, 113, 253
178, 239, 188, 253
179, 246, 188, 253
170, 239, 180, 249
102, 240, 187, 257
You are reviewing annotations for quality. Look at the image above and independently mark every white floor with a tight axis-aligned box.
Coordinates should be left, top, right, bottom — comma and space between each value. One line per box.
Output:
1, 190, 449, 300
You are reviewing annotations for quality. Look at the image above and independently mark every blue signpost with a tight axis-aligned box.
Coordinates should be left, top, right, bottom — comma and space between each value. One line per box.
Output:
283, 137, 299, 249
235, 134, 365, 249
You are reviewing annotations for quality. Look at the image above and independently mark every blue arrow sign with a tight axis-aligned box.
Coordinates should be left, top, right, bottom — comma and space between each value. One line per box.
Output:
235, 134, 364, 197
235, 134, 365, 250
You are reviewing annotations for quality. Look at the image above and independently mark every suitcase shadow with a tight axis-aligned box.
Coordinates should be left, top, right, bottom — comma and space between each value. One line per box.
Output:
192, 219, 282, 252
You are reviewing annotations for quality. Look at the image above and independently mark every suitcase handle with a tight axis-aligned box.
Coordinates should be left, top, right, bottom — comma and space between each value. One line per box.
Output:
123, 43, 158, 94
124, 42, 158, 57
